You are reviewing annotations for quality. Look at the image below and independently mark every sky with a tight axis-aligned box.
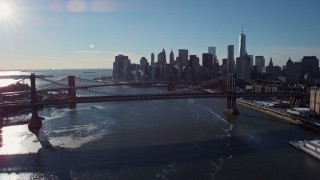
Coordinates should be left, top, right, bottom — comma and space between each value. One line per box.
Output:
0, 0, 319, 70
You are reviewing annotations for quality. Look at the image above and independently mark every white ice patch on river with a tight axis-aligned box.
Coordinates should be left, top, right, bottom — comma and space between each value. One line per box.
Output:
48, 129, 106, 149
41, 105, 112, 121
40, 105, 114, 149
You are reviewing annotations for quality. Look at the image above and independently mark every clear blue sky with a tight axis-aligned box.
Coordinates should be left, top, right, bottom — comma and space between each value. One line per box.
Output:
0, 0, 319, 69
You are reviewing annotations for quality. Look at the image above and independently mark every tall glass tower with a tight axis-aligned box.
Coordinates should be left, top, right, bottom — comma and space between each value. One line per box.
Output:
227, 45, 235, 73
239, 27, 246, 57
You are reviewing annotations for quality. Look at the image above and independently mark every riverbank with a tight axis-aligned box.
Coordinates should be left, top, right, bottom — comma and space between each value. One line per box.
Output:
237, 98, 301, 125
237, 98, 320, 132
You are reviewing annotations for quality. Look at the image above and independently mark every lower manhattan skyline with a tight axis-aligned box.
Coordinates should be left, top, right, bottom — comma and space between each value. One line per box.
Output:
0, 0, 319, 69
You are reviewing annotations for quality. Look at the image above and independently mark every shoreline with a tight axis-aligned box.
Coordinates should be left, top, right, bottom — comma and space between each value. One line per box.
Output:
237, 98, 320, 132
236, 99, 301, 125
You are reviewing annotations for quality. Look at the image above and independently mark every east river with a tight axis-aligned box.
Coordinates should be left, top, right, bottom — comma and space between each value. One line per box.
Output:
1, 69, 320, 179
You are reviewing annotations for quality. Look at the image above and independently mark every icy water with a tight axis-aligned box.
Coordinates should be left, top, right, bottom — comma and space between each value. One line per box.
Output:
1, 69, 320, 179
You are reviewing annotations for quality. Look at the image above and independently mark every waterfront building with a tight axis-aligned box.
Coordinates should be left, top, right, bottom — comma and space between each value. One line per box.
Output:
227, 45, 236, 73
255, 56, 265, 72
310, 88, 320, 117
179, 49, 189, 67
123, 58, 132, 81
202, 53, 213, 70
113, 54, 129, 81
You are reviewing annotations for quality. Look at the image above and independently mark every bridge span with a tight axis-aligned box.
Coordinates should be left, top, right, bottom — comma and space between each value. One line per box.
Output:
0, 91, 303, 109
0, 73, 304, 131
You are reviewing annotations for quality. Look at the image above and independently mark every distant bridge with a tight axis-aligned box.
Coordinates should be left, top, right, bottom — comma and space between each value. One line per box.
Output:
0, 73, 304, 131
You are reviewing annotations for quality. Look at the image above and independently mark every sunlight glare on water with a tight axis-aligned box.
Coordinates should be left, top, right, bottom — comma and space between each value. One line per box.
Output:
0, 71, 29, 87
0, 125, 41, 155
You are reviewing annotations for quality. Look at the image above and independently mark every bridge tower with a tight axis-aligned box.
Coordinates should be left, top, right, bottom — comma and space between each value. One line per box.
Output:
68, 76, 77, 108
224, 74, 239, 115
28, 73, 42, 131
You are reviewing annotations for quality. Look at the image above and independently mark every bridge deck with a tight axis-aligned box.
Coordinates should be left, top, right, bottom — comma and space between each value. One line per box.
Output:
0, 92, 303, 108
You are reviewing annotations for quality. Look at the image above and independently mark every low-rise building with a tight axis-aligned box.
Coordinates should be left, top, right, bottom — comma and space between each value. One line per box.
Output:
310, 88, 320, 117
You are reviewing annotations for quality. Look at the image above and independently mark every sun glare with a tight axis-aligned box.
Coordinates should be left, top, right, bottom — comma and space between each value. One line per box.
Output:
0, 2, 13, 19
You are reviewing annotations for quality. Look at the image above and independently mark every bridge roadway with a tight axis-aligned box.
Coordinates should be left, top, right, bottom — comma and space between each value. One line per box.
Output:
37, 81, 195, 92
0, 92, 303, 109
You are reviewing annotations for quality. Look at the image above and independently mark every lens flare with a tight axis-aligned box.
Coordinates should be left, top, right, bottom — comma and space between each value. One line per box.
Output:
0, 2, 13, 18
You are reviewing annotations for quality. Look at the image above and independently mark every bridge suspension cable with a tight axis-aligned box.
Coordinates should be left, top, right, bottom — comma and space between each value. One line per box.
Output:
37, 77, 71, 91
74, 77, 110, 87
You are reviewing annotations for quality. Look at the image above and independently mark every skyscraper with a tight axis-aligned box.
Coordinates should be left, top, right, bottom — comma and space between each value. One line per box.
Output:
151, 53, 155, 65
123, 58, 132, 81
227, 45, 235, 73
179, 49, 189, 67
249, 55, 254, 67
202, 53, 213, 69
239, 27, 247, 57
285, 58, 301, 85
113, 54, 129, 81
170, 50, 175, 64
236, 28, 251, 80
140, 57, 148, 73
208, 46, 218, 65
255, 56, 265, 72
189, 55, 199, 69
162, 48, 167, 64
301, 56, 319, 78
157, 49, 167, 65
236, 56, 251, 80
